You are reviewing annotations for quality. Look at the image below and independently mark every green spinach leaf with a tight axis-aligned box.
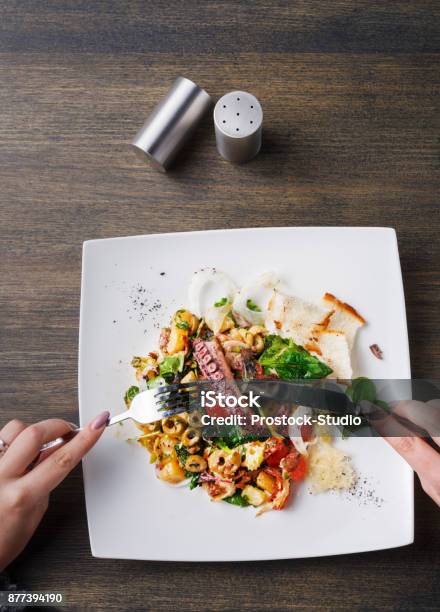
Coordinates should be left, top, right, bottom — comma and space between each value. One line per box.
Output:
223, 492, 250, 507
258, 335, 332, 379
147, 376, 166, 390
159, 352, 185, 381
124, 385, 140, 406
216, 425, 262, 449
346, 377, 377, 404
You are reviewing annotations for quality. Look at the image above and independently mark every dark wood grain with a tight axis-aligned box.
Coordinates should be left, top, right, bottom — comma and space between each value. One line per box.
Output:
0, 1, 439, 610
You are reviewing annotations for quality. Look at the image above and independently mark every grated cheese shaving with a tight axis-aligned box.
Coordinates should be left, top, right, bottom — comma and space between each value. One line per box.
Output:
307, 442, 356, 493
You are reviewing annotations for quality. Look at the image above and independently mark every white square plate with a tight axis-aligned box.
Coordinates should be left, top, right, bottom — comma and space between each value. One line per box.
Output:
79, 227, 413, 561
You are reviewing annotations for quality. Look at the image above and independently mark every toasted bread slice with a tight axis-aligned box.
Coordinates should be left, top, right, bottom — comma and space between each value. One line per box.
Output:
322, 293, 366, 351
265, 290, 332, 347
309, 329, 352, 379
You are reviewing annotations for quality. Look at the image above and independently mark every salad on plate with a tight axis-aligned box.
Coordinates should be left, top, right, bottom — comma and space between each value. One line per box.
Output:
123, 270, 366, 515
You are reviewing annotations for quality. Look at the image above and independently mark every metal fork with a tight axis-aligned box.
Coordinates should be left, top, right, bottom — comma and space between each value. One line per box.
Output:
108, 381, 208, 426
37, 381, 207, 455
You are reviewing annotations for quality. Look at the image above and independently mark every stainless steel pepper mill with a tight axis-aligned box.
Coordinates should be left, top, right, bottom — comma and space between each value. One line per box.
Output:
213, 91, 263, 163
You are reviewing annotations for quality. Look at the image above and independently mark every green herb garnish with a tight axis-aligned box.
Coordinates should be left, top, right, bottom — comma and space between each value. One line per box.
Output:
176, 321, 190, 330
246, 299, 261, 312
186, 472, 200, 490
176, 445, 200, 489
131, 356, 148, 369
174, 310, 191, 330
175, 444, 189, 467
214, 297, 228, 307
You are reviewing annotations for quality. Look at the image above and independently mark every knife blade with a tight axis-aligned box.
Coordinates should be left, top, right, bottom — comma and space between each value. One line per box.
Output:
239, 379, 360, 416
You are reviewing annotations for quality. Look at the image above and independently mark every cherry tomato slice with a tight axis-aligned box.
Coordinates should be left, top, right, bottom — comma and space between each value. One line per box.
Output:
283, 452, 307, 482
264, 437, 290, 467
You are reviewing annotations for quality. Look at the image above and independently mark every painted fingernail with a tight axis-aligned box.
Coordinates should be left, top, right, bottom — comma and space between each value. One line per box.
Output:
90, 411, 110, 430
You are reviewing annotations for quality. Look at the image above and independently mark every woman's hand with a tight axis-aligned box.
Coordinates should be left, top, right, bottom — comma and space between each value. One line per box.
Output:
384, 399, 440, 507
0, 411, 109, 571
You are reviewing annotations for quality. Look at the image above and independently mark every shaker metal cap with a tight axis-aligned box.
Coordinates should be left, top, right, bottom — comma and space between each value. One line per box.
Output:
131, 77, 212, 172
213, 91, 263, 163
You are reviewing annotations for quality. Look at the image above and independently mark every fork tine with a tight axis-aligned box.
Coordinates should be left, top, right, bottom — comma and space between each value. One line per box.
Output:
156, 388, 202, 415
157, 386, 200, 399
161, 397, 202, 417
154, 380, 210, 398
156, 390, 201, 411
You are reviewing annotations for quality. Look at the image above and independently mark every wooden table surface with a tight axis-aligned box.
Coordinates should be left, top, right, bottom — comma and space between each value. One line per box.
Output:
1, 1, 439, 610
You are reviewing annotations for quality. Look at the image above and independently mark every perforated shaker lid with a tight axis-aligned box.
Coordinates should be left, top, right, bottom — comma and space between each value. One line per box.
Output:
213, 91, 263, 163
